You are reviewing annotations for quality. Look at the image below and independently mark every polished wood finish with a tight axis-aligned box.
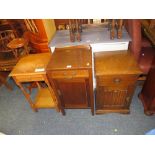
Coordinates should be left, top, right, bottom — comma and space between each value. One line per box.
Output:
7, 38, 27, 49
139, 55, 155, 115
9, 53, 61, 113
7, 38, 29, 58
24, 19, 50, 53
46, 45, 94, 115
0, 30, 26, 88
95, 51, 142, 76
95, 50, 142, 114
0, 31, 29, 72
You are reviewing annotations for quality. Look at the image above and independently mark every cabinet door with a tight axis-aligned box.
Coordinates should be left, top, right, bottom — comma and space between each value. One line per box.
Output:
96, 85, 135, 110
55, 78, 89, 108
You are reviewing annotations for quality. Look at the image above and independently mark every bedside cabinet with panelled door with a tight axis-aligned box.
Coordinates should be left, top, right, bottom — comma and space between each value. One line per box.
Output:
94, 50, 142, 114
46, 46, 94, 115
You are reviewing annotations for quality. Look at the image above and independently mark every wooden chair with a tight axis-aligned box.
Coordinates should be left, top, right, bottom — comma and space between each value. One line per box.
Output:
0, 30, 30, 90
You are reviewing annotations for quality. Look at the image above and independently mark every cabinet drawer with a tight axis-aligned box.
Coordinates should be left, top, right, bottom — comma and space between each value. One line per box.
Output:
15, 74, 44, 82
48, 70, 89, 79
97, 75, 138, 86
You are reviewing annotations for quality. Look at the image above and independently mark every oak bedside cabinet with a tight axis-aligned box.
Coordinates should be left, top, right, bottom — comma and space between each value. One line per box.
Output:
94, 50, 142, 114
46, 46, 94, 115
9, 53, 62, 114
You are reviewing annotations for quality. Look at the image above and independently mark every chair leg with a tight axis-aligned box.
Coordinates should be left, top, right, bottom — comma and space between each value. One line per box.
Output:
0, 75, 13, 91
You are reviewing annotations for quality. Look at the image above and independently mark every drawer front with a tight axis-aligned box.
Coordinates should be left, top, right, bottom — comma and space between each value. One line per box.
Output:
48, 70, 89, 79
16, 74, 44, 82
97, 75, 138, 86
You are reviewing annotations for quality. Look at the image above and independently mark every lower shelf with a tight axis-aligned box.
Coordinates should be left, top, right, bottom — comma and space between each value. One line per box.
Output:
95, 108, 130, 114
34, 88, 55, 109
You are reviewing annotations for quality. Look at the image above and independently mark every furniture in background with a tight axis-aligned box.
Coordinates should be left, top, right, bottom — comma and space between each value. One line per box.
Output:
9, 53, 62, 114
141, 19, 155, 46
7, 38, 29, 59
0, 19, 26, 37
109, 19, 123, 39
0, 71, 12, 90
69, 19, 82, 42
0, 30, 25, 90
24, 19, 51, 53
54, 19, 88, 30
95, 50, 142, 114
46, 45, 94, 115
0, 31, 30, 73
124, 19, 155, 75
139, 55, 155, 115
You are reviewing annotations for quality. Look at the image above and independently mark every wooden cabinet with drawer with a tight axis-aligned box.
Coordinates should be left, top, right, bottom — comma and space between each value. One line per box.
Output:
46, 46, 94, 115
94, 50, 142, 114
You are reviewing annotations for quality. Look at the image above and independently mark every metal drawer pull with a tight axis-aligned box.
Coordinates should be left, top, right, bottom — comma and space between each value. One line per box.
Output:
113, 78, 121, 83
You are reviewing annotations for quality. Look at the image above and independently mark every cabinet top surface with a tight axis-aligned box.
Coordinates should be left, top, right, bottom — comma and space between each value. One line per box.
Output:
95, 50, 142, 76
46, 47, 92, 71
9, 53, 51, 76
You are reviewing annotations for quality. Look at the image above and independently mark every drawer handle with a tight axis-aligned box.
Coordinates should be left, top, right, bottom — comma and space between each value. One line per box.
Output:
72, 71, 76, 76
63, 72, 67, 76
65, 76, 73, 79
113, 78, 121, 84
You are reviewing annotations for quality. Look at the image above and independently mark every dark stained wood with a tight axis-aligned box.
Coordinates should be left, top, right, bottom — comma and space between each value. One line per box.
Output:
95, 50, 142, 114
139, 55, 155, 115
95, 50, 142, 76
0, 71, 12, 90
141, 19, 155, 46
0, 19, 26, 37
46, 45, 94, 115
109, 19, 123, 39
54, 19, 88, 30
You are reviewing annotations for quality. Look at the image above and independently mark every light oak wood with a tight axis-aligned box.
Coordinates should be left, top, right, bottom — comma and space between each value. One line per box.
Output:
9, 53, 61, 113
34, 88, 55, 108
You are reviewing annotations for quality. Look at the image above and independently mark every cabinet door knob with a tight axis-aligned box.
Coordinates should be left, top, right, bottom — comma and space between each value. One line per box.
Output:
113, 78, 121, 84
126, 97, 130, 103
72, 71, 76, 76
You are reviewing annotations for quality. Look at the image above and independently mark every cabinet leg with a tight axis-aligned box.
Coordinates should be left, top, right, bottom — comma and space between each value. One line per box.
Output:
91, 108, 94, 116
144, 110, 154, 116
61, 110, 66, 116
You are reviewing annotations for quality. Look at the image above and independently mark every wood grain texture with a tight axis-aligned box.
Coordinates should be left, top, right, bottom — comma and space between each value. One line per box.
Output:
47, 45, 94, 115
9, 53, 51, 76
9, 53, 60, 113
94, 50, 142, 76
47, 46, 92, 71
95, 50, 141, 114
